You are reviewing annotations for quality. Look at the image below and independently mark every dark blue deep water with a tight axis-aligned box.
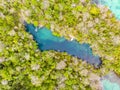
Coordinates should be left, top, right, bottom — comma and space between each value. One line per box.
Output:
24, 22, 102, 67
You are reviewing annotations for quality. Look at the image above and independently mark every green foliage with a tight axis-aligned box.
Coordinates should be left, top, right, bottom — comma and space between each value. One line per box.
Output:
0, 0, 120, 89
90, 6, 100, 16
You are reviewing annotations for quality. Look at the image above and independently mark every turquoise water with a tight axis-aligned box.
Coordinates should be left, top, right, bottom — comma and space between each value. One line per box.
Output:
101, 72, 120, 90
93, 0, 120, 20
102, 80, 120, 90
24, 22, 102, 67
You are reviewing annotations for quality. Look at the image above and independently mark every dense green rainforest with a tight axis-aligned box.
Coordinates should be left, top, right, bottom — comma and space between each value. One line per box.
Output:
0, 0, 120, 90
